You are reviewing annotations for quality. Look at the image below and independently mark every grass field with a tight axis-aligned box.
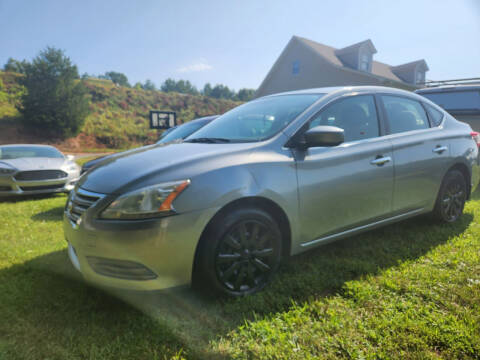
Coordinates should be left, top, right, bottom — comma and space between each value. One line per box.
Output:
0, 185, 479, 359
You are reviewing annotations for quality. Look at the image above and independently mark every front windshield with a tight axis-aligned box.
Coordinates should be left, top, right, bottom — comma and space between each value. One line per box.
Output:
186, 94, 322, 142
157, 121, 208, 144
0, 146, 64, 160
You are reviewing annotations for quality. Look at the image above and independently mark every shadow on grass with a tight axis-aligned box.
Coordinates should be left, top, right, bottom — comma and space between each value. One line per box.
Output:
1, 206, 474, 359
0, 250, 186, 359
31, 206, 64, 222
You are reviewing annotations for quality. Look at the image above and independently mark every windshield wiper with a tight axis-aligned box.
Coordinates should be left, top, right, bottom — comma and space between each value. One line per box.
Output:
185, 137, 231, 143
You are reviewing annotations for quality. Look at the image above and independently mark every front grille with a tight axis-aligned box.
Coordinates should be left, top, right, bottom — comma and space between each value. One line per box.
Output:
15, 170, 68, 181
86, 256, 157, 280
66, 188, 103, 224
20, 183, 65, 191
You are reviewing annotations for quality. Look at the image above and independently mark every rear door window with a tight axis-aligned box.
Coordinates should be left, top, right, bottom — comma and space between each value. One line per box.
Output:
381, 96, 430, 134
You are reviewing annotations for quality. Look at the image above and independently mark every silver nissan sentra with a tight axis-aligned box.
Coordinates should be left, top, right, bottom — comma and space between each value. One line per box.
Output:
64, 86, 480, 296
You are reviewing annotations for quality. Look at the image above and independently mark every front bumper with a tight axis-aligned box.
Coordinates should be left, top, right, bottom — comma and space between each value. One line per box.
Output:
0, 174, 79, 196
63, 206, 218, 291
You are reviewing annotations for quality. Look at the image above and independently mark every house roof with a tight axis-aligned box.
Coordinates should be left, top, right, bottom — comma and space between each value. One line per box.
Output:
335, 39, 377, 55
391, 59, 429, 72
294, 36, 426, 84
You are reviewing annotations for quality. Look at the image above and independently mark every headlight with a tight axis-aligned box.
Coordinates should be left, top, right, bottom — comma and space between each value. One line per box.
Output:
0, 166, 15, 175
65, 163, 80, 172
100, 180, 190, 220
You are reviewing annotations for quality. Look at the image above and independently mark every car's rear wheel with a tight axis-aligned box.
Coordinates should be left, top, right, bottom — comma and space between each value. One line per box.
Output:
196, 207, 282, 297
433, 170, 467, 223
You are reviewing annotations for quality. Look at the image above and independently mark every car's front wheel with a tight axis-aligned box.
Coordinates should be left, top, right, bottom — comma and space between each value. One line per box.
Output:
196, 206, 283, 297
433, 169, 467, 223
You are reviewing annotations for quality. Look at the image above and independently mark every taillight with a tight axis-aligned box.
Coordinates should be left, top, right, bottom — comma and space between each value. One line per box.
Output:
471, 131, 480, 148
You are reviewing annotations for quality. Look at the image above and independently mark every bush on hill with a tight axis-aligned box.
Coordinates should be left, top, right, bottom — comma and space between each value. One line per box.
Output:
17, 47, 90, 138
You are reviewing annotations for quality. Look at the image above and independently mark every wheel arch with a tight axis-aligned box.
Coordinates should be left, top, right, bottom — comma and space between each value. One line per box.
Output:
447, 162, 472, 199
191, 196, 292, 284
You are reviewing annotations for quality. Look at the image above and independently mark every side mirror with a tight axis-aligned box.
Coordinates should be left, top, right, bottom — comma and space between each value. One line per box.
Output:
66, 154, 75, 161
303, 125, 344, 148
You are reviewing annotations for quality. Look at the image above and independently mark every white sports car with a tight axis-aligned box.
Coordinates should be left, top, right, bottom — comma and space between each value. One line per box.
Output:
0, 144, 80, 196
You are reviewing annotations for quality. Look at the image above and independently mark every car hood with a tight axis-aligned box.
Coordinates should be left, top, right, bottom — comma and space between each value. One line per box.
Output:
82, 153, 116, 169
78, 142, 256, 194
82, 144, 161, 170
0, 157, 67, 171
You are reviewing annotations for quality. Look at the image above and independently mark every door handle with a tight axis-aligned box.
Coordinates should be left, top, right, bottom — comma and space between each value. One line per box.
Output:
433, 145, 448, 154
370, 156, 391, 166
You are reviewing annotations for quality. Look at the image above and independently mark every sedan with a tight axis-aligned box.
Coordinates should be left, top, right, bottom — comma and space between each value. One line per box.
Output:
64, 86, 480, 297
0, 144, 80, 196
80, 115, 218, 174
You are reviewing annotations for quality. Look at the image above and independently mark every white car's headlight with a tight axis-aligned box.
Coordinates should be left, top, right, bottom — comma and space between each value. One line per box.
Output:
64, 162, 80, 172
0, 165, 16, 175
100, 180, 190, 220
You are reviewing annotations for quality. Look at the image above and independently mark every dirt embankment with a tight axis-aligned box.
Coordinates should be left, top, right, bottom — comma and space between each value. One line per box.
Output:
0, 123, 110, 152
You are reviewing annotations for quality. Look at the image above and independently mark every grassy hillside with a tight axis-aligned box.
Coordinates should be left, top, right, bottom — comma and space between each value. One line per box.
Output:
0, 71, 240, 150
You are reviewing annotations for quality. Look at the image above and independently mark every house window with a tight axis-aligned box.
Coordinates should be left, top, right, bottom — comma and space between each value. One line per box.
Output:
292, 60, 300, 75
360, 53, 370, 71
416, 71, 425, 84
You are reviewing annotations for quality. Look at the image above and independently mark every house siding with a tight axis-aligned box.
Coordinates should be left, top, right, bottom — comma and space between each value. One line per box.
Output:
255, 37, 417, 98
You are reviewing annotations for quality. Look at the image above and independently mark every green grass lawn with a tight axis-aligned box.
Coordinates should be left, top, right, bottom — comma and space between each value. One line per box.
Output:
0, 188, 479, 359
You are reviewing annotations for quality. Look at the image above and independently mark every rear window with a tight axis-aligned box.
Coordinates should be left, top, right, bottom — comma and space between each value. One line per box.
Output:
420, 90, 480, 111
424, 103, 444, 127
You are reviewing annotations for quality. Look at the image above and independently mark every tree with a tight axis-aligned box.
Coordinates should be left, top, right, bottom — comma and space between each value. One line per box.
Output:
142, 79, 156, 91
3, 58, 28, 74
102, 71, 130, 87
236, 88, 255, 101
160, 78, 198, 95
176, 79, 198, 95
202, 83, 212, 97
160, 78, 176, 92
17, 47, 89, 138
210, 84, 234, 100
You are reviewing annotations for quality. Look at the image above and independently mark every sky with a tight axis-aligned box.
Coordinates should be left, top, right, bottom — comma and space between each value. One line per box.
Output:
0, 0, 479, 91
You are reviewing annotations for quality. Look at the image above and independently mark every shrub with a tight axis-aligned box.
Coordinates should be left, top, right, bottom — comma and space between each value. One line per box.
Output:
17, 47, 89, 138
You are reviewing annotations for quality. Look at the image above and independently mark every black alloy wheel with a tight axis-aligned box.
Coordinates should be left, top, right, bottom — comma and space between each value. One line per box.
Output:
434, 170, 467, 223
196, 207, 282, 297
215, 220, 278, 294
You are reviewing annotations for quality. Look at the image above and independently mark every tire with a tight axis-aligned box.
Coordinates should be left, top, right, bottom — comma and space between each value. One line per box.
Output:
195, 206, 283, 297
433, 170, 467, 223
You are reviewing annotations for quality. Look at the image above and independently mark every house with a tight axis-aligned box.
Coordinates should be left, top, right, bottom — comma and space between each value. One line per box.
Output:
255, 36, 429, 98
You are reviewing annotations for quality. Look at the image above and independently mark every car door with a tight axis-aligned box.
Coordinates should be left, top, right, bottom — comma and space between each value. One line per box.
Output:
293, 94, 394, 245
379, 94, 451, 213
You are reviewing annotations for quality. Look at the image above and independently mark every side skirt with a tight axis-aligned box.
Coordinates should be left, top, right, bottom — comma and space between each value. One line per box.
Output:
300, 208, 425, 249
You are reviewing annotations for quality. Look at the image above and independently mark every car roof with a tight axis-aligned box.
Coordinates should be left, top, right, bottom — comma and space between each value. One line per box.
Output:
415, 85, 480, 93
0, 144, 59, 149
190, 115, 218, 122
263, 85, 417, 98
